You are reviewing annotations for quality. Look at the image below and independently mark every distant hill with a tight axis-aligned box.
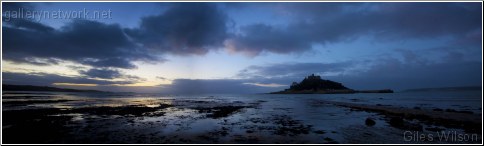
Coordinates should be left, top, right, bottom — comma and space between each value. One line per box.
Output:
270, 74, 393, 94
403, 86, 482, 92
2, 84, 107, 93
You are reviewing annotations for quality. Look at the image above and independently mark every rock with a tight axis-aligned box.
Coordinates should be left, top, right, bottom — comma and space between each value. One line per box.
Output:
365, 118, 376, 126
445, 109, 457, 112
433, 108, 443, 111
389, 117, 404, 127
313, 130, 326, 134
388, 117, 423, 131
425, 127, 445, 132
445, 109, 474, 114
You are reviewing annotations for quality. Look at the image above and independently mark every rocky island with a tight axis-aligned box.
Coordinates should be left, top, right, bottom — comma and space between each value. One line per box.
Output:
270, 74, 393, 94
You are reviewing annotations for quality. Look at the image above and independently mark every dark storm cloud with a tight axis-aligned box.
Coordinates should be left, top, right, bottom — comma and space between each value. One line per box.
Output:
3, 19, 155, 69
2, 3, 161, 69
227, 2, 482, 56
79, 68, 122, 79
80, 58, 138, 69
2, 72, 137, 86
159, 55, 482, 93
4, 2, 480, 64
158, 61, 360, 94
156, 76, 167, 80
77, 68, 146, 81
333, 59, 482, 90
2, 2, 35, 12
2, 2, 481, 92
237, 62, 353, 78
224, 24, 312, 56
125, 3, 228, 56
14, 57, 61, 66
3, 18, 54, 32
237, 50, 482, 91
366, 3, 481, 38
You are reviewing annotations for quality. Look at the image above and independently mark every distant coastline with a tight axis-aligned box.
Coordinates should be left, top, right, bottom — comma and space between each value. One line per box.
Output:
2, 84, 107, 93
403, 86, 482, 92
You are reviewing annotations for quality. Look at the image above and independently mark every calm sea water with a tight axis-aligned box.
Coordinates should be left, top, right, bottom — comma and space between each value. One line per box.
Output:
2, 90, 482, 143
4, 90, 481, 113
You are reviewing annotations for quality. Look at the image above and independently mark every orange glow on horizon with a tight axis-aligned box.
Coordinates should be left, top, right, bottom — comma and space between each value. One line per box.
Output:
53, 83, 99, 86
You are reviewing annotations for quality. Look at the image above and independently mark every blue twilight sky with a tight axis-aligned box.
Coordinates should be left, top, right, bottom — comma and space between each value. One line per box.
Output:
2, 2, 482, 93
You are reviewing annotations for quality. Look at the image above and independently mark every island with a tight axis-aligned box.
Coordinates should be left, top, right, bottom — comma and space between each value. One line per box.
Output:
270, 74, 393, 94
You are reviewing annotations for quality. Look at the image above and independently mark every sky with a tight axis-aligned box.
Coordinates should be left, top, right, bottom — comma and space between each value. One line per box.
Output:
2, 2, 482, 93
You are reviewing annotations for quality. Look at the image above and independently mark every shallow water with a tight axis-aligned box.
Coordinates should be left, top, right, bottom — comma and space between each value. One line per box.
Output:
1, 91, 482, 144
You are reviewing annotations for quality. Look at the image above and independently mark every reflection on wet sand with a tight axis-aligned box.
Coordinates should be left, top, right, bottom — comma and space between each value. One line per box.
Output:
1, 92, 482, 144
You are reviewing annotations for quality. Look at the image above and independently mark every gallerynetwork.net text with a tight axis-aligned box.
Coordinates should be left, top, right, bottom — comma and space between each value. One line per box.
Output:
3, 8, 112, 22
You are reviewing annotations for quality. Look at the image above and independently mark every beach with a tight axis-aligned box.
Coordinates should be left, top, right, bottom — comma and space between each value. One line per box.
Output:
1, 91, 482, 144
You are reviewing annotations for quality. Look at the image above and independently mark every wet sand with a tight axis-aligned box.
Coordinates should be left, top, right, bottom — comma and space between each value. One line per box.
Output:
313, 100, 481, 133
1, 93, 482, 144
3, 96, 319, 143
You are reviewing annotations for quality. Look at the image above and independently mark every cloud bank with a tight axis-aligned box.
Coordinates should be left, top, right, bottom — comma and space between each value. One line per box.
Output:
2, 2, 481, 93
